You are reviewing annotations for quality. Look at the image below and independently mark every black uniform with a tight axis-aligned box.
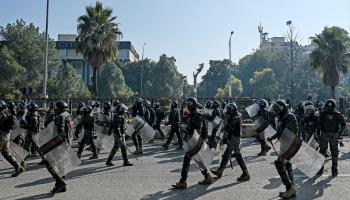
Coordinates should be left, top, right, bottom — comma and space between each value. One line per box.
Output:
211, 107, 250, 181
0, 107, 22, 174
255, 108, 275, 155
207, 107, 222, 148
23, 110, 41, 156
300, 112, 319, 142
155, 105, 166, 138
268, 100, 299, 198
106, 113, 132, 166
163, 107, 183, 148
77, 113, 98, 159
317, 108, 346, 176
131, 102, 145, 154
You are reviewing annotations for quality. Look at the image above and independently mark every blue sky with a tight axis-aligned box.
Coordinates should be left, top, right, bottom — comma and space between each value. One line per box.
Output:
0, 0, 349, 83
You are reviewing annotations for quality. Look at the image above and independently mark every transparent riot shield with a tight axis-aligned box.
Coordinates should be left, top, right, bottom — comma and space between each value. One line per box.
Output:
307, 134, 319, 150
245, 103, 259, 118
183, 131, 213, 170
125, 123, 135, 136
95, 113, 114, 151
132, 115, 156, 141
33, 123, 81, 177
275, 129, 325, 177
199, 108, 213, 116
253, 117, 269, 133
9, 141, 28, 163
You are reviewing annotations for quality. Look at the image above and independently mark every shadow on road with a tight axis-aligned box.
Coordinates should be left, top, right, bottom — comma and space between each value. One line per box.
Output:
14, 192, 53, 200
141, 180, 243, 200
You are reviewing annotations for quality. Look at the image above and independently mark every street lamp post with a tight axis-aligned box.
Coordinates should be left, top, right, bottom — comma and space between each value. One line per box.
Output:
140, 43, 146, 97
43, 0, 49, 105
286, 20, 294, 100
228, 31, 234, 100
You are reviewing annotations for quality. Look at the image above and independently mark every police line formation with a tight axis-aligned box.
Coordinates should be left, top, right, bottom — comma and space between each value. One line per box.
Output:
0, 97, 346, 199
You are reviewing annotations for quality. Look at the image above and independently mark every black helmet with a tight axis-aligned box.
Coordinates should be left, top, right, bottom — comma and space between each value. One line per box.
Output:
225, 102, 238, 115
212, 100, 220, 109
171, 100, 178, 109
186, 97, 199, 112
154, 102, 160, 109
112, 100, 120, 107
304, 105, 315, 117
257, 98, 268, 109
221, 101, 226, 110
7, 102, 16, 110
19, 102, 26, 110
205, 100, 213, 109
28, 103, 39, 112
303, 100, 313, 107
48, 102, 55, 109
324, 99, 336, 112
0, 100, 7, 110
144, 100, 151, 108
95, 101, 101, 108
135, 97, 142, 105
103, 101, 111, 112
78, 102, 85, 110
116, 104, 128, 115
271, 100, 288, 117
55, 100, 68, 112
84, 105, 93, 114
88, 100, 95, 107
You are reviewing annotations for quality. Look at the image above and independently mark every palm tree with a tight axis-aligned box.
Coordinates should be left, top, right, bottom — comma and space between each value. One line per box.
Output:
76, 1, 122, 96
310, 26, 350, 99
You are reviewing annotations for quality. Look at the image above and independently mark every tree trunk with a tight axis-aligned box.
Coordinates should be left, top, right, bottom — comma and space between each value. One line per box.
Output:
330, 86, 336, 99
92, 67, 98, 96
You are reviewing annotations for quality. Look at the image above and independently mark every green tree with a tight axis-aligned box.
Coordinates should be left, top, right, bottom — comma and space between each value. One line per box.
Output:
0, 46, 26, 98
98, 62, 134, 98
47, 64, 90, 98
76, 1, 122, 96
215, 75, 243, 98
0, 19, 59, 97
198, 59, 231, 97
121, 54, 186, 98
310, 26, 350, 98
249, 68, 277, 98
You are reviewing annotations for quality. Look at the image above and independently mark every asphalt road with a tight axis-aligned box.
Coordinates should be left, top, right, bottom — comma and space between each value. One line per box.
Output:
0, 137, 350, 200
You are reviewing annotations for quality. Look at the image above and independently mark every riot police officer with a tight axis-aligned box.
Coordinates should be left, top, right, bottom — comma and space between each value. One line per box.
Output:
22, 103, 41, 158
317, 99, 346, 177
77, 105, 99, 159
267, 100, 299, 199
154, 102, 166, 139
106, 104, 133, 167
50, 100, 73, 193
131, 98, 145, 155
211, 103, 250, 181
172, 97, 212, 189
0, 100, 24, 177
255, 98, 274, 156
74, 102, 85, 139
207, 100, 223, 149
144, 100, 156, 143
162, 100, 183, 150
300, 104, 319, 142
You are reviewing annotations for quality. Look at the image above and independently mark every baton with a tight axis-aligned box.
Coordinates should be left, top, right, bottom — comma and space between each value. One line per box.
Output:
115, 136, 140, 162
268, 141, 279, 157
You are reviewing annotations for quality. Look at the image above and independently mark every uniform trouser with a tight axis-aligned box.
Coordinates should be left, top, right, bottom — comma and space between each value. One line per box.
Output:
219, 136, 247, 172
302, 131, 313, 143
165, 125, 183, 146
319, 132, 338, 172
132, 132, 143, 150
154, 122, 165, 138
77, 131, 98, 156
180, 154, 210, 183
0, 133, 19, 169
208, 125, 220, 148
24, 131, 37, 155
274, 158, 293, 189
256, 132, 267, 152
107, 134, 128, 163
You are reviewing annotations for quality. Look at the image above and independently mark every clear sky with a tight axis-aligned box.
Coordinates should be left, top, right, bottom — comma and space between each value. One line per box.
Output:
0, 0, 349, 83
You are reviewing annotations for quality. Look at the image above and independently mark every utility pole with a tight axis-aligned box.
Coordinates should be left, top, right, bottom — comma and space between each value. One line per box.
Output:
229, 31, 234, 100
43, 0, 49, 105
140, 43, 146, 97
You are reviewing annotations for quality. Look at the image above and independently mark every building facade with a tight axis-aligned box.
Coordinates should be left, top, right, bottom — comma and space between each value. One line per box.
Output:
56, 34, 139, 85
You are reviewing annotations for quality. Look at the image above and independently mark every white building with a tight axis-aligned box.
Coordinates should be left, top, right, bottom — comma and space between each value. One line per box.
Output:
56, 34, 139, 85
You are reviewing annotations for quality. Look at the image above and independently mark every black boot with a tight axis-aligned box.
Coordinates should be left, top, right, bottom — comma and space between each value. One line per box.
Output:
236, 154, 250, 181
